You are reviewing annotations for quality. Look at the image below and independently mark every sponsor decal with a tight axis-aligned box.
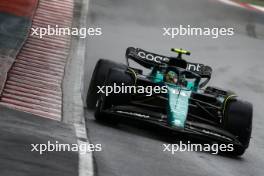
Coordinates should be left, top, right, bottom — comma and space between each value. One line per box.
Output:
187, 63, 203, 72
137, 50, 169, 64
171, 89, 188, 97
134, 49, 208, 75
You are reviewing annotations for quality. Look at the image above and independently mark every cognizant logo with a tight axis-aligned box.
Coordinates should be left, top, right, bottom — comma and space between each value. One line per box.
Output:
137, 51, 169, 64
187, 63, 202, 72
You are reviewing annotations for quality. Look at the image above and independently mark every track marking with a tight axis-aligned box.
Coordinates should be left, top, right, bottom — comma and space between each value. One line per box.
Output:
217, 0, 264, 13
217, 0, 243, 8
251, 4, 264, 12
67, 0, 94, 175
74, 123, 94, 176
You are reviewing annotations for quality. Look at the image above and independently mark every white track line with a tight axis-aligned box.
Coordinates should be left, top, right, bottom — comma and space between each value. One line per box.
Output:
72, 0, 93, 175
75, 123, 94, 176
217, 0, 243, 8
217, 0, 264, 12
251, 4, 264, 12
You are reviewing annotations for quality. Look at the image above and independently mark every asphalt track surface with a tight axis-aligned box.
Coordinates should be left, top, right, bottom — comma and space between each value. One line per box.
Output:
84, 0, 264, 175
0, 105, 78, 176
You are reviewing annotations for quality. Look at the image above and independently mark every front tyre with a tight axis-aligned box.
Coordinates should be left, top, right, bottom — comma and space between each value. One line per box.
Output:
86, 59, 126, 109
224, 99, 253, 156
94, 68, 133, 124
94, 97, 104, 122
94, 95, 120, 125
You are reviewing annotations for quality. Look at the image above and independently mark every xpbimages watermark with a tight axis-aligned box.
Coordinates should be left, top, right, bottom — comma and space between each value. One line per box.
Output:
31, 25, 102, 38
162, 25, 234, 39
163, 141, 234, 155
30, 141, 102, 154
97, 83, 167, 96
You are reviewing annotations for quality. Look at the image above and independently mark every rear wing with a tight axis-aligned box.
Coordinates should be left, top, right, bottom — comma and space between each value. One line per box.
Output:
126, 47, 212, 79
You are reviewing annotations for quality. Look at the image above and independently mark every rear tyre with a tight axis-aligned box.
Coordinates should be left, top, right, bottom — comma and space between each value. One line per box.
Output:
224, 99, 253, 156
86, 59, 126, 109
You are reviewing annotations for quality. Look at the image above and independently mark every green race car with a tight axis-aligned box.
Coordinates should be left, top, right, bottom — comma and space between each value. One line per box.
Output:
87, 47, 253, 156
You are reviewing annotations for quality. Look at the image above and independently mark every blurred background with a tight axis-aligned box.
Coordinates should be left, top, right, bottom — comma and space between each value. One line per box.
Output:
84, 0, 264, 176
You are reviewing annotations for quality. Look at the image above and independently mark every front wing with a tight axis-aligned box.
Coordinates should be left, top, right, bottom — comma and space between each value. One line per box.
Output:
101, 105, 242, 146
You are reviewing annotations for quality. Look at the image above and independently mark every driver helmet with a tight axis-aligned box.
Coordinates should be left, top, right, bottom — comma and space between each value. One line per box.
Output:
166, 71, 178, 84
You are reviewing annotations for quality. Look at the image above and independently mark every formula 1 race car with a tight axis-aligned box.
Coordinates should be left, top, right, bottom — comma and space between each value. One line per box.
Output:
87, 47, 253, 156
